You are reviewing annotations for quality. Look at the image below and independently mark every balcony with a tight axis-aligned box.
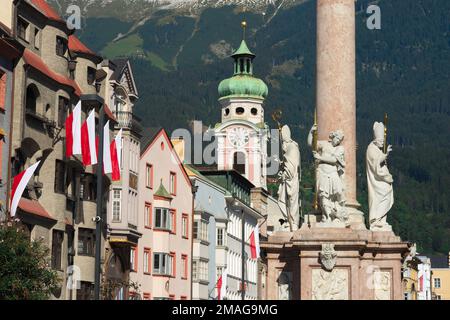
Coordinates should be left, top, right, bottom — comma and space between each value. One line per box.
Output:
113, 111, 142, 133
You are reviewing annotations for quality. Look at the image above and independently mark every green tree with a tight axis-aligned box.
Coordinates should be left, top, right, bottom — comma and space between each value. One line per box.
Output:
0, 221, 59, 300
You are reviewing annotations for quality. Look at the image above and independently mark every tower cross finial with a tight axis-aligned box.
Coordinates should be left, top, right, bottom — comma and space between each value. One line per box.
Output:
241, 21, 247, 40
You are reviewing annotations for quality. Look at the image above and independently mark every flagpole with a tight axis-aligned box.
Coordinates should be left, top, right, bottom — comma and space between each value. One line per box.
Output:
94, 106, 105, 300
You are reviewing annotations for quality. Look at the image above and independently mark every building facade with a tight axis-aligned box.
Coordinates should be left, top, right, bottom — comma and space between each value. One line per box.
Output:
130, 128, 193, 300
431, 253, 450, 300
184, 165, 228, 300
0, 0, 23, 221
102, 58, 142, 299
7, 0, 115, 300
201, 170, 262, 300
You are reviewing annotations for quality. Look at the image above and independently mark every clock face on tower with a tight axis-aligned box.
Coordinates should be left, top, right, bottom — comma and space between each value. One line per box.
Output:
228, 127, 250, 148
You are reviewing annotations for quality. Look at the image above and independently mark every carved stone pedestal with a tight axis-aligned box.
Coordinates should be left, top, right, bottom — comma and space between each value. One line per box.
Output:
262, 226, 409, 300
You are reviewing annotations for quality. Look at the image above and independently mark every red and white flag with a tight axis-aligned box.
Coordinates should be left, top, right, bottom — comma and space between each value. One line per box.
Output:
103, 121, 112, 174
110, 129, 122, 181
249, 224, 260, 259
217, 269, 227, 300
81, 110, 97, 166
65, 101, 81, 158
10, 161, 41, 217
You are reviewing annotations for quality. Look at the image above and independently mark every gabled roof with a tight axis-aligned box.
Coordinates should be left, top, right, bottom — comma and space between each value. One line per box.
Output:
140, 127, 192, 189
29, 0, 65, 23
110, 59, 138, 96
23, 48, 82, 97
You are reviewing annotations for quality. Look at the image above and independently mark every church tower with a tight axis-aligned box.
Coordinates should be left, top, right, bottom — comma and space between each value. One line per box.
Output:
215, 26, 269, 189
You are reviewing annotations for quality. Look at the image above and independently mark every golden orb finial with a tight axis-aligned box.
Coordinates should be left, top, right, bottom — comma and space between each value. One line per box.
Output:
241, 21, 247, 39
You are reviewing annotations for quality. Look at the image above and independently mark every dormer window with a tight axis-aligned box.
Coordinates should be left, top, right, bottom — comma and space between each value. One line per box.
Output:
56, 36, 68, 57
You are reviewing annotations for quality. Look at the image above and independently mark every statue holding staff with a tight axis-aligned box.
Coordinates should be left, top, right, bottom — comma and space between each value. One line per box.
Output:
366, 121, 394, 231
277, 125, 301, 231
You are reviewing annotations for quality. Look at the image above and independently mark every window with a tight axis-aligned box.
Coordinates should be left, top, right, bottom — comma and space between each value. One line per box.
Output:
154, 208, 171, 230
58, 96, 69, 127
56, 36, 68, 57
78, 228, 95, 256
434, 278, 441, 289
236, 107, 245, 115
216, 266, 224, 282
130, 247, 137, 272
233, 152, 246, 175
182, 214, 189, 239
54, 160, 66, 194
193, 260, 208, 282
144, 203, 152, 228
51, 230, 64, 270
25, 84, 39, 114
34, 28, 40, 49
143, 248, 151, 274
87, 67, 96, 85
169, 172, 176, 195
217, 228, 225, 246
194, 219, 208, 242
180, 296, 187, 300
170, 209, 176, 234
112, 189, 121, 222
153, 253, 173, 276
77, 281, 94, 300
170, 252, 176, 277
80, 173, 96, 201
146, 164, 153, 188
143, 293, 151, 300
169, 294, 175, 300
17, 17, 29, 41
181, 254, 188, 279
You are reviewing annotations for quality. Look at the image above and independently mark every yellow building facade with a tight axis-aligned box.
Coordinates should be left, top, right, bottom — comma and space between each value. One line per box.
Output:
432, 268, 450, 300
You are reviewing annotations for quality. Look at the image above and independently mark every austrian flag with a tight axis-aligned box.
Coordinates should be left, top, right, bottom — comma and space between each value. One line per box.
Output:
81, 110, 97, 166
65, 101, 81, 158
217, 269, 227, 300
10, 161, 41, 217
249, 224, 260, 260
110, 129, 122, 181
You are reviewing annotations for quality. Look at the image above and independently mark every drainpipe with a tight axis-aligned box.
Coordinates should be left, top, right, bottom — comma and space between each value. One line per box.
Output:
241, 208, 245, 300
190, 182, 197, 300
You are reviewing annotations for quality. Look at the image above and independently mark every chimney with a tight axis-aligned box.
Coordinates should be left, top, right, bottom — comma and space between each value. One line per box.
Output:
171, 137, 185, 162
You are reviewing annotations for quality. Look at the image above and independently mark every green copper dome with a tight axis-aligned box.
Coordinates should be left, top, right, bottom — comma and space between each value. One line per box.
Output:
218, 40, 268, 101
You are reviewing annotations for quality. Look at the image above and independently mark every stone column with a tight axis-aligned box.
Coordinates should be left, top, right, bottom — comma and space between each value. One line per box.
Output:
316, 0, 364, 225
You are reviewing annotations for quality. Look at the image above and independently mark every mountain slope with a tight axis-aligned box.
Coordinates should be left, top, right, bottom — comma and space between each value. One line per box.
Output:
61, 0, 450, 254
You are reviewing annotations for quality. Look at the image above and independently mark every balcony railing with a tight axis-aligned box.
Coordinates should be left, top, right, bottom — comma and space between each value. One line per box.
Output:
113, 111, 142, 133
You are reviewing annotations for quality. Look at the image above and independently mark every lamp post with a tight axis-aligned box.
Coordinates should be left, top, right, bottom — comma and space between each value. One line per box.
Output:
241, 208, 245, 300
94, 106, 104, 300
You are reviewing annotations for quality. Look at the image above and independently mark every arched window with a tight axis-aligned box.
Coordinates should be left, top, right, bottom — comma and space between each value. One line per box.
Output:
233, 152, 246, 175
26, 84, 40, 114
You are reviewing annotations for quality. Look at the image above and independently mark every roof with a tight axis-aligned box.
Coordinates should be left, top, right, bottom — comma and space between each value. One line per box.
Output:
154, 181, 172, 200
232, 40, 255, 57
430, 255, 449, 269
18, 198, 55, 221
23, 49, 81, 96
68, 35, 96, 57
140, 127, 163, 154
29, 0, 65, 23
111, 59, 128, 81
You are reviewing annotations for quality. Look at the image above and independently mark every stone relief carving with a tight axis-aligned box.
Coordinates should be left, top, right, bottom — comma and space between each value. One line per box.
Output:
277, 271, 292, 300
373, 271, 391, 300
312, 269, 349, 300
319, 243, 337, 271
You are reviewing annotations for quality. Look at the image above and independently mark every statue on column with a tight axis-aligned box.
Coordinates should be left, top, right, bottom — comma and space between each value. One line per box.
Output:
366, 122, 394, 231
308, 125, 348, 226
277, 125, 301, 231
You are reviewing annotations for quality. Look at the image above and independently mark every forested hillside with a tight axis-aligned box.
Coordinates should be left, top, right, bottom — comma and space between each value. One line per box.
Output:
68, 0, 450, 254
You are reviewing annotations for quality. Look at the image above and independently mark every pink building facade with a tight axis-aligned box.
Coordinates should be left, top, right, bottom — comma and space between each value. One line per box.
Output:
130, 128, 193, 300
